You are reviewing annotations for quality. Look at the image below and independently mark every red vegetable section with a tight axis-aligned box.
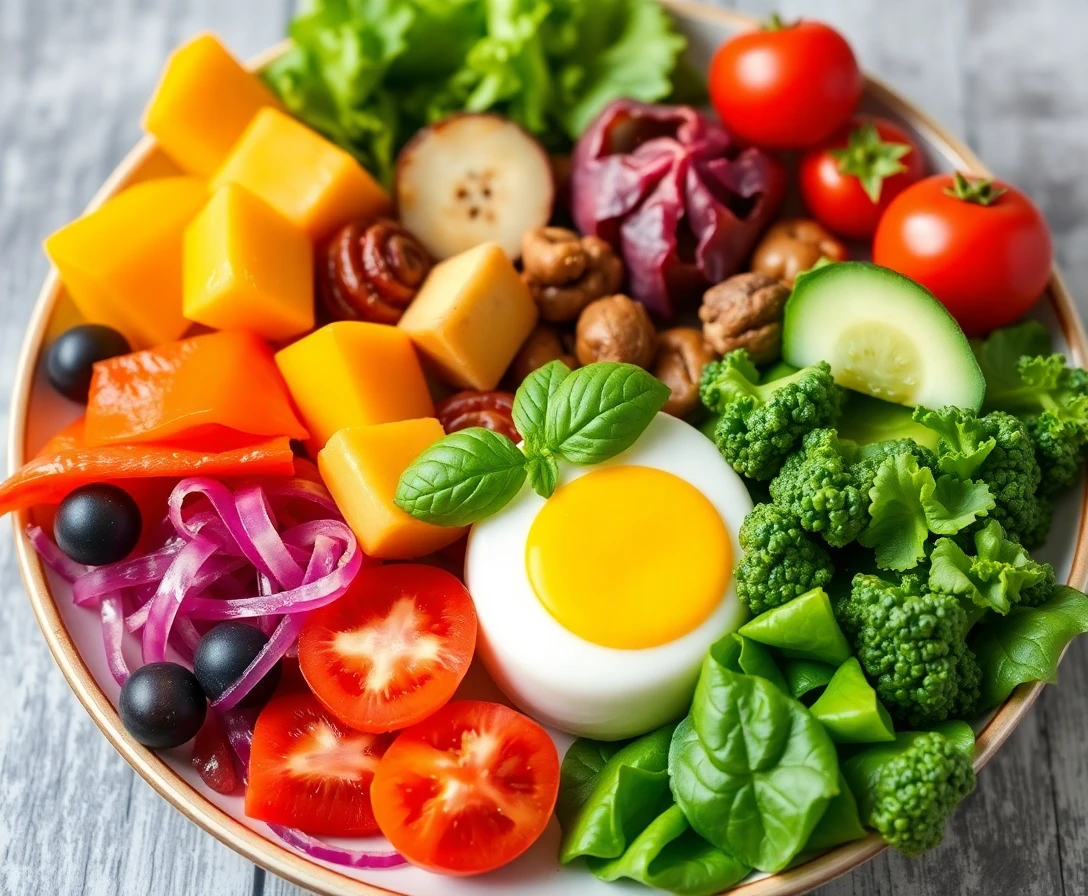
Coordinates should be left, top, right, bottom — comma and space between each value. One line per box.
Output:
84, 329, 308, 448
192, 713, 242, 795
571, 99, 786, 319
247, 692, 392, 836
371, 701, 560, 876
299, 565, 477, 733
0, 418, 296, 516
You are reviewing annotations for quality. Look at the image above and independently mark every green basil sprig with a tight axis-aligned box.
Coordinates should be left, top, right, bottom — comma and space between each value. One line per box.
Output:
395, 361, 670, 526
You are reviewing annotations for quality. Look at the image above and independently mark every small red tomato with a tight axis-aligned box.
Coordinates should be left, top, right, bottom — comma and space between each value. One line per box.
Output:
709, 15, 862, 149
873, 173, 1053, 334
191, 714, 240, 795
371, 701, 560, 876
298, 564, 477, 733
799, 117, 925, 240
245, 692, 392, 835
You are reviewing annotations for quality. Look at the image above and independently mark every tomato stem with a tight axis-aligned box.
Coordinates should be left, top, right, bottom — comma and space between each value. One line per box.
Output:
944, 171, 1007, 206
763, 12, 789, 31
830, 120, 912, 203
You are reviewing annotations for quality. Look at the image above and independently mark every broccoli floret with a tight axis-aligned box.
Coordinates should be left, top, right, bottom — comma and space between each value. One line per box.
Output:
841, 728, 976, 856
851, 439, 939, 500
1020, 493, 1053, 551
736, 503, 834, 614
769, 429, 867, 547
914, 406, 1043, 543
835, 573, 976, 726
700, 350, 844, 480
1018, 559, 1057, 608
984, 353, 1088, 495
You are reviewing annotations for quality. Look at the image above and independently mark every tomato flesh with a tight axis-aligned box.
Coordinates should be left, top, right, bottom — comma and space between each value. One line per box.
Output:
192, 714, 240, 795
245, 692, 391, 835
299, 565, 477, 733
371, 701, 560, 875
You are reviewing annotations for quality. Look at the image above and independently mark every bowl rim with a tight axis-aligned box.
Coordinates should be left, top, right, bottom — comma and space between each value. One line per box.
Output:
10, 2, 1088, 895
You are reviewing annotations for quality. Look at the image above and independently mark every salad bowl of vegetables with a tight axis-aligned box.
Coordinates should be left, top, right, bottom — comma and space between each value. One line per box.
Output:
10, 2, 1088, 896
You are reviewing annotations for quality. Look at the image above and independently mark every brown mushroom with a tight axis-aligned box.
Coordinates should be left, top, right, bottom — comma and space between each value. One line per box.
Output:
699, 273, 790, 364
509, 323, 578, 384
575, 294, 657, 368
521, 227, 624, 322
750, 218, 848, 286
652, 328, 716, 419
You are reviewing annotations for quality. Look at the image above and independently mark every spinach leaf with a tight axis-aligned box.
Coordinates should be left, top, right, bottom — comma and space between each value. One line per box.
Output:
545, 363, 670, 464
737, 588, 852, 665
671, 648, 840, 872
802, 772, 868, 854
809, 658, 896, 744
558, 724, 676, 863
971, 585, 1088, 709
783, 660, 837, 700
394, 427, 526, 526
513, 359, 571, 444
556, 739, 622, 830
589, 804, 750, 896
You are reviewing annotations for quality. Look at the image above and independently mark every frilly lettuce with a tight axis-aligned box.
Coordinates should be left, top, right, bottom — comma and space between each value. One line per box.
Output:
263, 0, 687, 185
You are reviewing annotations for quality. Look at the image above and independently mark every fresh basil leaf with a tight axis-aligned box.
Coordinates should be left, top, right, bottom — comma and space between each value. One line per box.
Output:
513, 359, 571, 444
394, 428, 526, 526
971, 585, 1088, 709
672, 652, 840, 872
558, 725, 675, 864
525, 450, 559, 498
545, 362, 670, 464
588, 804, 750, 896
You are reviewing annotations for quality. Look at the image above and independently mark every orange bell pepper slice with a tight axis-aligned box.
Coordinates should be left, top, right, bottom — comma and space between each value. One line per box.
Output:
84, 329, 308, 448
0, 417, 296, 517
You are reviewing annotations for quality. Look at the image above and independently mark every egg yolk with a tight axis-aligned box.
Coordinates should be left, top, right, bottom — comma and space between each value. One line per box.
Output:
525, 465, 731, 650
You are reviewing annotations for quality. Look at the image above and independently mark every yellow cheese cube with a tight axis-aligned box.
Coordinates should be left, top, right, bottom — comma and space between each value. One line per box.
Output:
44, 177, 207, 348
183, 184, 314, 341
211, 108, 390, 241
274, 321, 434, 453
144, 34, 284, 177
319, 419, 468, 560
397, 242, 539, 390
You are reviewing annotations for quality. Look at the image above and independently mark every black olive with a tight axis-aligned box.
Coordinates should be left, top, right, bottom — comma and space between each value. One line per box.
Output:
119, 662, 207, 749
194, 622, 282, 709
46, 324, 130, 403
54, 484, 142, 566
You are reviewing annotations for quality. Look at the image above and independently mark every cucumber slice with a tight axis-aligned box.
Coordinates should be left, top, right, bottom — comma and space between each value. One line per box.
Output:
782, 261, 985, 411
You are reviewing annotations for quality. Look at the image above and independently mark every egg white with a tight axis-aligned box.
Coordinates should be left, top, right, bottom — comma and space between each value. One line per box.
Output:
465, 413, 752, 741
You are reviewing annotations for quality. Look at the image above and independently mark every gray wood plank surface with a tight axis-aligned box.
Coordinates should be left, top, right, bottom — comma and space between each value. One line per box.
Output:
1, 1, 1086, 895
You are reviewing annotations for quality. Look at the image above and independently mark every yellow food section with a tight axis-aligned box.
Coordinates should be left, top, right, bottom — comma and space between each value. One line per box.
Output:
319, 419, 468, 560
183, 184, 314, 341
526, 466, 732, 650
274, 321, 435, 454
211, 108, 391, 241
44, 177, 207, 349
143, 34, 283, 178
399, 242, 539, 390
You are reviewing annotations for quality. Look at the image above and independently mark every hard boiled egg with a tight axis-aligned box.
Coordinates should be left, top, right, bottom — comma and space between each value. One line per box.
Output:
465, 413, 752, 740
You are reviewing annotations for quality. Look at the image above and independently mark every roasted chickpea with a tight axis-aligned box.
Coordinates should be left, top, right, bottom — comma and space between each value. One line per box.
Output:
699, 273, 790, 363
652, 328, 716, 419
509, 324, 578, 385
522, 227, 624, 322
575, 294, 657, 368
750, 218, 848, 286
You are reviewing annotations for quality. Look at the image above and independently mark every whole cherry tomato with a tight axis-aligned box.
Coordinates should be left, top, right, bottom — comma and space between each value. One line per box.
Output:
709, 15, 862, 149
799, 117, 925, 240
873, 173, 1053, 334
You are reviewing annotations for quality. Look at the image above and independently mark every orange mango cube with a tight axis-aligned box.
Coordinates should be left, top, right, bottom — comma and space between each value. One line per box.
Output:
44, 177, 207, 348
183, 184, 314, 341
211, 108, 390, 241
398, 242, 538, 390
319, 419, 468, 560
143, 34, 283, 177
274, 321, 434, 453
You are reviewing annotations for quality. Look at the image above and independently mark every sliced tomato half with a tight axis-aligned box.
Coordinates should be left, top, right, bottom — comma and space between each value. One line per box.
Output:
245, 692, 392, 835
370, 700, 560, 876
298, 564, 477, 734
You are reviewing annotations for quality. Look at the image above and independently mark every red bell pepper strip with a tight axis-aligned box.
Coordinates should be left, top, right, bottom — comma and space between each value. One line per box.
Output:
0, 418, 296, 517
84, 329, 308, 447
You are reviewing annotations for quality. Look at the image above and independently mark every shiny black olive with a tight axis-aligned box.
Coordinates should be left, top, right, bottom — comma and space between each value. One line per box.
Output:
54, 484, 142, 566
119, 662, 207, 749
194, 622, 281, 709
46, 324, 130, 403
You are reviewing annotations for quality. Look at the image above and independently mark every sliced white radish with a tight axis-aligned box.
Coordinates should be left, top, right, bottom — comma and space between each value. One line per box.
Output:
395, 114, 554, 261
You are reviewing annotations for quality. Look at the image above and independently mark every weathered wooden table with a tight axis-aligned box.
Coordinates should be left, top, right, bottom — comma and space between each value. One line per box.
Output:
1, 1, 1085, 894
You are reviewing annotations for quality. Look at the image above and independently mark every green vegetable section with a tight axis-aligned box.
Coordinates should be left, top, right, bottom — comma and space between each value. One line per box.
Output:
264, 0, 687, 184
782, 261, 986, 411
738, 587, 852, 665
